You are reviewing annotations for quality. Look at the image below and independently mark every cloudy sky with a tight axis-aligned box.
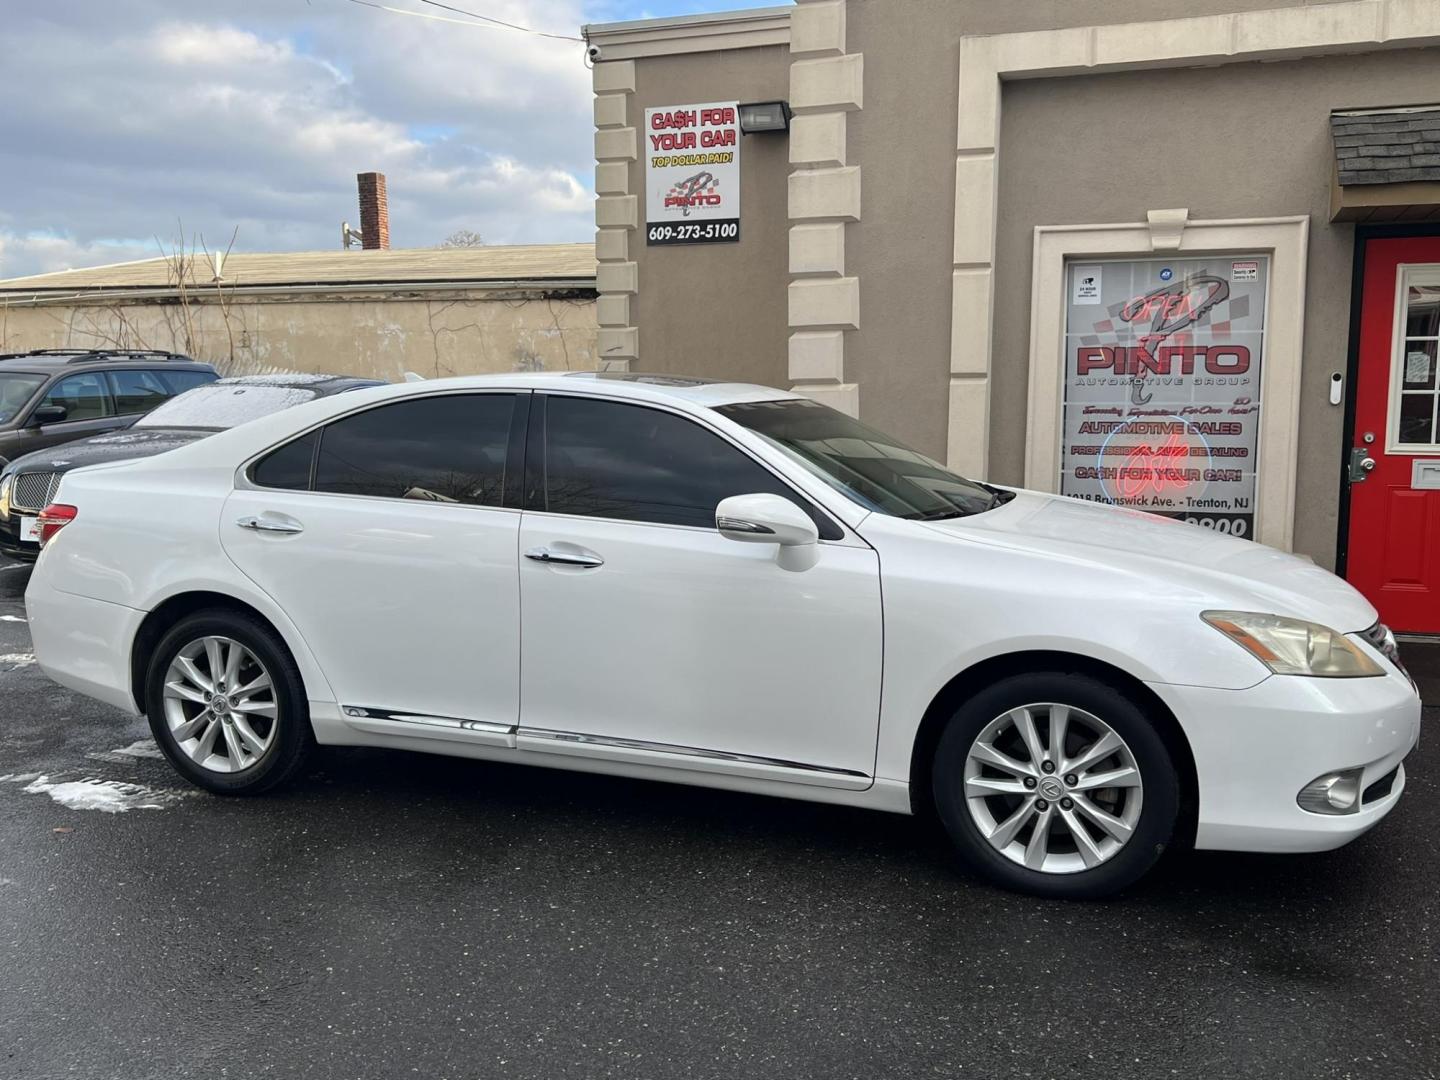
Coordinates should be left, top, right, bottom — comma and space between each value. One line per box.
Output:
0, 0, 782, 279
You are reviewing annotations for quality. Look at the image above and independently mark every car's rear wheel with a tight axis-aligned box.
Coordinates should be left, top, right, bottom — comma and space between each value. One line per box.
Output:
144, 609, 312, 795
932, 672, 1179, 899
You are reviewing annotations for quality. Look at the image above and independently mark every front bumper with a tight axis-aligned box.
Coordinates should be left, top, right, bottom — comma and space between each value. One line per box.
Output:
1149, 669, 1421, 853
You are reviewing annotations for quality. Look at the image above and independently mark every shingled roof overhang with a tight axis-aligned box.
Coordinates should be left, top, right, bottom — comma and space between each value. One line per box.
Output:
1331, 106, 1440, 223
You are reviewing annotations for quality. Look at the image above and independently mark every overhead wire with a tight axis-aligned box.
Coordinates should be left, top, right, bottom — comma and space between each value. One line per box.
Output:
343, 0, 584, 42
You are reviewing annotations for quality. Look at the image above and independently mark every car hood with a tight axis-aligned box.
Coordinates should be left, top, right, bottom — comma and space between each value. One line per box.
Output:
4, 427, 216, 475
923, 489, 1378, 632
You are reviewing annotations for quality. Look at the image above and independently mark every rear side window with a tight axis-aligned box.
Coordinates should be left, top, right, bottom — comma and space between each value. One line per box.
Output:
40, 373, 113, 421
251, 430, 318, 490
160, 369, 217, 395
539, 396, 840, 537
313, 394, 515, 506
108, 369, 170, 415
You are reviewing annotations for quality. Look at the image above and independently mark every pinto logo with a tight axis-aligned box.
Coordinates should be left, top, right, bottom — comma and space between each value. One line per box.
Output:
664, 171, 722, 216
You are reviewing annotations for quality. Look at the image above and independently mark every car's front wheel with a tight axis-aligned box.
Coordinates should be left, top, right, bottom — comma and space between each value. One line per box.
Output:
932, 672, 1179, 899
145, 609, 312, 795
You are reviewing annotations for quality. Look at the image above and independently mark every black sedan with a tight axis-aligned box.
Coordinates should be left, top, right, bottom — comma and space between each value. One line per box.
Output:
0, 373, 383, 559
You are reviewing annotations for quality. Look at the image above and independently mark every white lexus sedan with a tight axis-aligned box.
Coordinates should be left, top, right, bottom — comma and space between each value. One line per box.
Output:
24, 373, 1421, 898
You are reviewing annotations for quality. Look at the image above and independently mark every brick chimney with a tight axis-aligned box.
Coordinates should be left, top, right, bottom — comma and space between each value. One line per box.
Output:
356, 172, 390, 250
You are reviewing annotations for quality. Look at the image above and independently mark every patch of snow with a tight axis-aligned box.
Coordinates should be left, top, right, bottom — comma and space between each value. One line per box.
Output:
0, 772, 42, 783
112, 739, 164, 760
0, 614, 26, 622
136, 384, 318, 429
0, 653, 35, 666
21, 775, 185, 813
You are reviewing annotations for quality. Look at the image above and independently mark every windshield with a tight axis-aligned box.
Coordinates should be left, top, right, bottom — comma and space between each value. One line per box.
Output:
0, 373, 48, 423
716, 398, 1011, 520
137, 384, 320, 430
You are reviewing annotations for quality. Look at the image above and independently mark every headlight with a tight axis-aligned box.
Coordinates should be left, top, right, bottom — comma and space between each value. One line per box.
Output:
0, 473, 11, 520
1201, 610, 1385, 677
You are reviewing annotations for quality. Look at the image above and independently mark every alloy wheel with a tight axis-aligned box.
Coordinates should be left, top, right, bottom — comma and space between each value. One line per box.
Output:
162, 636, 278, 773
963, 702, 1144, 874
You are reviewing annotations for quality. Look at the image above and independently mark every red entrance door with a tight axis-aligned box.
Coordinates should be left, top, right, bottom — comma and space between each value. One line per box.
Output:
1346, 237, 1440, 634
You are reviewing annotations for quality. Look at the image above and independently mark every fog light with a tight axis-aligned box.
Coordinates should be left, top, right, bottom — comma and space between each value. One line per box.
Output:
1297, 768, 1363, 815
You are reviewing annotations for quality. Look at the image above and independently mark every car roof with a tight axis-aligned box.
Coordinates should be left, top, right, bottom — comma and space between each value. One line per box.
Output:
205, 373, 385, 395
0, 349, 213, 375
359, 371, 806, 409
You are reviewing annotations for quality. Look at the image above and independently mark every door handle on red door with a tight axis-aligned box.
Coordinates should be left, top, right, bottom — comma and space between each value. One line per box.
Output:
236, 514, 304, 535
525, 545, 603, 568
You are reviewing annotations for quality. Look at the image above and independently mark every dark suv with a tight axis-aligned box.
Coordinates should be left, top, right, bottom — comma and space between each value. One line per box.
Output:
0, 349, 217, 471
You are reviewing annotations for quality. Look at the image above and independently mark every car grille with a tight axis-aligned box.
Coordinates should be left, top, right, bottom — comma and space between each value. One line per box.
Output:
12, 471, 61, 514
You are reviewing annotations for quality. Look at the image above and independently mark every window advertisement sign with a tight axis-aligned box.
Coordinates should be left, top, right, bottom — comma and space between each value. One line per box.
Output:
1060, 256, 1269, 538
644, 102, 740, 246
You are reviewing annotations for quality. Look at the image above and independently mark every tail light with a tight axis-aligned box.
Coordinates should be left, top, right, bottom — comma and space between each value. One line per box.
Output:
36, 503, 77, 547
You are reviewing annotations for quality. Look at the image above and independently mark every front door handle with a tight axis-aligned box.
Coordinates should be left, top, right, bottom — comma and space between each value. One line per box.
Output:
525, 545, 603, 568
236, 514, 304, 535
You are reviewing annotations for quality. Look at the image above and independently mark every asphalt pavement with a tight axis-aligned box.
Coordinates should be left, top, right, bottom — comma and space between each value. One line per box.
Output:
0, 559, 1436, 1080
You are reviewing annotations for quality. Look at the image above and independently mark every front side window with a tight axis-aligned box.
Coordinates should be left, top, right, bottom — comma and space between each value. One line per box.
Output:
108, 369, 170, 415
717, 398, 1005, 521
312, 394, 514, 506
0, 374, 48, 423
540, 396, 838, 536
40, 373, 113, 422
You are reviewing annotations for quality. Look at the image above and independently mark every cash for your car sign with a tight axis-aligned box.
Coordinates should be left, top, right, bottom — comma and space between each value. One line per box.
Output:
1060, 255, 1269, 539
645, 102, 740, 245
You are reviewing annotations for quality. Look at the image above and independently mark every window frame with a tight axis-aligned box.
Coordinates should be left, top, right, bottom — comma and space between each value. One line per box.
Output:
522, 391, 844, 541
34, 370, 118, 423
105, 368, 173, 417
1386, 263, 1440, 454
243, 388, 527, 512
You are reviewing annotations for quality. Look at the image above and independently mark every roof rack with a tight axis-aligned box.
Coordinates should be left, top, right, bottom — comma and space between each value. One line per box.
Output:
0, 348, 194, 364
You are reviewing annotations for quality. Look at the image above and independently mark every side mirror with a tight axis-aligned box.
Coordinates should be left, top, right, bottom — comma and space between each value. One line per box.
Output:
716, 492, 820, 572
30, 405, 67, 426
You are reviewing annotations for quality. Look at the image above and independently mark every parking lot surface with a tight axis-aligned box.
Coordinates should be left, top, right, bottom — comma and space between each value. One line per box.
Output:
0, 560, 1435, 1080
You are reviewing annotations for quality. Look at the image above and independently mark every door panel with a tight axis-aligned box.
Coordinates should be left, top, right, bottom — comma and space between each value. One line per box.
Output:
1346, 239, 1440, 633
220, 390, 525, 733
222, 489, 521, 732
513, 394, 883, 783
516, 512, 883, 780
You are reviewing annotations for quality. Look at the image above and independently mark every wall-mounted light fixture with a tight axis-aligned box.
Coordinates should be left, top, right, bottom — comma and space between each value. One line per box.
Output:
738, 100, 791, 134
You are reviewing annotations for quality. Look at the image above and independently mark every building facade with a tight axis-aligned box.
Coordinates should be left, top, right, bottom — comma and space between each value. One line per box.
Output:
584, 0, 1440, 634
0, 245, 599, 383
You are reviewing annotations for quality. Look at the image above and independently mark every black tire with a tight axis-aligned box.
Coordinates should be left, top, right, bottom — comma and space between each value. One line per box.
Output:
932, 672, 1179, 899
144, 608, 312, 795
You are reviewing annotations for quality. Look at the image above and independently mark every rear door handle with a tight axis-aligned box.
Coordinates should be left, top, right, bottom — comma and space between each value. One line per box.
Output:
525, 545, 603, 568
236, 514, 304, 535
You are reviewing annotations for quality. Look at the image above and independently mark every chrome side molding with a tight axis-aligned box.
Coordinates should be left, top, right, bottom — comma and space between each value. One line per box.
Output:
342, 706, 514, 737
520, 727, 869, 778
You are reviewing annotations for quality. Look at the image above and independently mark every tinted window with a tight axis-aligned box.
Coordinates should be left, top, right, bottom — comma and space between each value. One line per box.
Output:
41, 373, 113, 421
542, 396, 838, 537
717, 398, 1006, 521
108, 369, 170, 415
0, 374, 47, 423
252, 430, 318, 490
160, 370, 217, 395
314, 394, 514, 506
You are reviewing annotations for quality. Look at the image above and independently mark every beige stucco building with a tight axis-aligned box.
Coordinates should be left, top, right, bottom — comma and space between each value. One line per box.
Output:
584, 0, 1440, 634
0, 244, 599, 383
